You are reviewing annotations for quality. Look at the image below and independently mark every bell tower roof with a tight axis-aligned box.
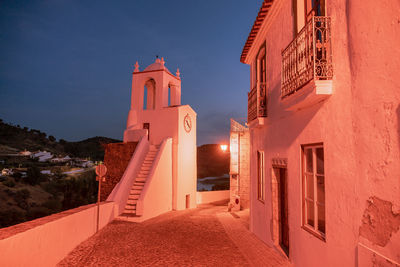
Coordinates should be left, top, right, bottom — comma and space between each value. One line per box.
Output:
143, 57, 170, 73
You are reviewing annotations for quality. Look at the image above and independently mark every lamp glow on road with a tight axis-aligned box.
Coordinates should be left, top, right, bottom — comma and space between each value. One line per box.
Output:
220, 145, 228, 152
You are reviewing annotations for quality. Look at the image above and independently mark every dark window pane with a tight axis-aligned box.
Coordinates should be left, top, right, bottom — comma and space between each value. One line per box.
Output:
306, 174, 314, 200
306, 148, 313, 172
316, 147, 324, 174
258, 151, 264, 200
306, 200, 315, 227
317, 175, 325, 204
318, 204, 325, 233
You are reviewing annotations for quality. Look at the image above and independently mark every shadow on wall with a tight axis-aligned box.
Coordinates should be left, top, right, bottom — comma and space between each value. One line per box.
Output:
267, 78, 326, 150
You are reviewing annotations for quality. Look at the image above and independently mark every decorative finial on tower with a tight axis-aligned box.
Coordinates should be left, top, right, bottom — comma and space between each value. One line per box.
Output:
176, 68, 180, 78
134, 61, 139, 72
161, 57, 165, 67
155, 55, 161, 63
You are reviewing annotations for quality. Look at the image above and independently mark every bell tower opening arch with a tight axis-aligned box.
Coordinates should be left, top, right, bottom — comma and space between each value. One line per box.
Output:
143, 79, 156, 110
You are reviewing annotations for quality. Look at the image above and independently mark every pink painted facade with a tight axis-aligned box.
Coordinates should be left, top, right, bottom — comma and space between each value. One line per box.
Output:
241, 0, 400, 266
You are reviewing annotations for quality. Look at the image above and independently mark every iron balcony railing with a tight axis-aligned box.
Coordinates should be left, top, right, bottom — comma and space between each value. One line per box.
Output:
248, 82, 267, 122
281, 16, 333, 98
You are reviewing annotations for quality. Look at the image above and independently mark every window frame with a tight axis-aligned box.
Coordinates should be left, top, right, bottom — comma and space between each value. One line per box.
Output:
256, 43, 266, 84
301, 143, 326, 241
293, 0, 326, 34
257, 150, 265, 203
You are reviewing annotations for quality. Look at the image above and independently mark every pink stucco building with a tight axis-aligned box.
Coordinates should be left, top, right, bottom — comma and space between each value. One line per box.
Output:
241, 0, 400, 266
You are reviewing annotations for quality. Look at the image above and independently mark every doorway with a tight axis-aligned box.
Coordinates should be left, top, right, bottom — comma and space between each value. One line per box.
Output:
186, 194, 190, 209
143, 123, 150, 140
278, 168, 289, 256
272, 166, 289, 257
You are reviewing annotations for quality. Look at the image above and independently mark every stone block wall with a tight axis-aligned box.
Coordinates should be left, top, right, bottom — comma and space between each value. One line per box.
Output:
101, 142, 138, 201
229, 129, 250, 210
239, 131, 250, 209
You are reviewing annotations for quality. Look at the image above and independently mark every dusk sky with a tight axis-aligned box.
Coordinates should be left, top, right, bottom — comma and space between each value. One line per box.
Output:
0, 1, 261, 145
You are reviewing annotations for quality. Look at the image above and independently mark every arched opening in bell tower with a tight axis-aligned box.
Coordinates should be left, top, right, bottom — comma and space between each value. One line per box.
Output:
143, 79, 156, 110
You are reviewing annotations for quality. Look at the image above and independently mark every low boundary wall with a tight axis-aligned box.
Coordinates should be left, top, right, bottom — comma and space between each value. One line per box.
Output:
196, 190, 230, 204
0, 201, 117, 267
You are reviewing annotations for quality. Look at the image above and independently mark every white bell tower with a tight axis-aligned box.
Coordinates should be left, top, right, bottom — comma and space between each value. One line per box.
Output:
123, 57, 197, 211
124, 57, 183, 142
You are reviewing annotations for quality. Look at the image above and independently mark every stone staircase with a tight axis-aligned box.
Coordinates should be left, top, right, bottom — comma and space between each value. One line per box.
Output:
119, 144, 160, 218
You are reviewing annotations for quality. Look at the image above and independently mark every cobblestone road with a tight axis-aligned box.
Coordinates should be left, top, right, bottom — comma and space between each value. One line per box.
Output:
58, 202, 290, 267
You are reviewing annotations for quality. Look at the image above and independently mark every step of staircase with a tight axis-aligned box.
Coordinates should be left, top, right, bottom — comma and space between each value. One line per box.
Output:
132, 184, 144, 190
126, 199, 138, 205
128, 194, 140, 200
141, 166, 151, 171
127, 198, 139, 205
130, 189, 141, 194
124, 204, 136, 211
118, 213, 140, 218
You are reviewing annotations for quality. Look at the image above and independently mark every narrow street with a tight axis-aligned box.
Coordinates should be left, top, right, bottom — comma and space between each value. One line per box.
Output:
58, 202, 290, 267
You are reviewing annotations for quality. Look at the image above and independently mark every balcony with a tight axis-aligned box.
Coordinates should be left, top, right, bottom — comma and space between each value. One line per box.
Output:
281, 16, 333, 109
248, 82, 267, 125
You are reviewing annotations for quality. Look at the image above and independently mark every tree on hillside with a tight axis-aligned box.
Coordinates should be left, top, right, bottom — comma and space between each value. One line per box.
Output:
26, 166, 42, 185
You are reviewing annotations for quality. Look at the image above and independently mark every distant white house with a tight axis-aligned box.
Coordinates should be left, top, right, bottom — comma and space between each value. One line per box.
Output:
1, 168, 13, 176
31, 151, 53, 162
51, 155, 71, 163
19, 150, 32, 156
79, 160, 94, 168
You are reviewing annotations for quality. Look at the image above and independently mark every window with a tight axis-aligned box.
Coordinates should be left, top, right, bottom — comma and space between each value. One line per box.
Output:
257, 151, 265, 201
304, 0, 325, 21
257, 45, 266, 84
257, 44, 267, 117
302, 144, 325, 238
293, 0, 326, 33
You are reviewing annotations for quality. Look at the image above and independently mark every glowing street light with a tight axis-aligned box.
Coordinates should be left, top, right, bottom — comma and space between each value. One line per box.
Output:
220, 144, 228, 152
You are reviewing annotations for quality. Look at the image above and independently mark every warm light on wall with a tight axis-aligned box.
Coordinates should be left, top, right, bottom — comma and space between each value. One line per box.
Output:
230, 132, 239, 174
220, 145, 228, 152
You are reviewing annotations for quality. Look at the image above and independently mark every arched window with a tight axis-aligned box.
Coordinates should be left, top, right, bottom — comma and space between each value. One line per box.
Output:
143, 79, 156, 110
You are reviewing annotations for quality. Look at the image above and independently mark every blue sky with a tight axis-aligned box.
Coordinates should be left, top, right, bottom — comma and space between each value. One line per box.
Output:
0, 1, 261, 145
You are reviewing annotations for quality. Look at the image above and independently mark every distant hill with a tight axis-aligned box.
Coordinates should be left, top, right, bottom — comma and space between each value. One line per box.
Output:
62, 137, 121, 160
0, 119, 121, 160
0, 119, 230, 171
197, 144, 229, 178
